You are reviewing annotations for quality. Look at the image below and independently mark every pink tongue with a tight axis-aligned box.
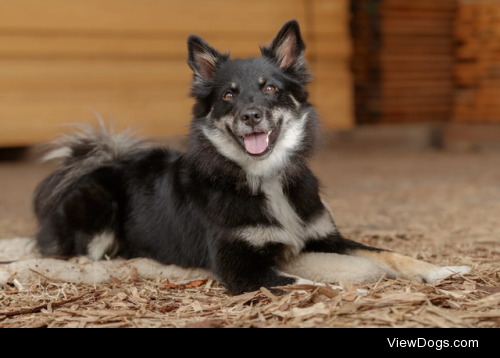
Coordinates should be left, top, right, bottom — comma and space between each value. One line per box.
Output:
244, 133, 268, 155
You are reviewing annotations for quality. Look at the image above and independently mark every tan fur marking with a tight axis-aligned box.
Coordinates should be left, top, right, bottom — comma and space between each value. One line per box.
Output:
259, 77, 265, 85
353, 250, 470, 283
354, 251, 437, 281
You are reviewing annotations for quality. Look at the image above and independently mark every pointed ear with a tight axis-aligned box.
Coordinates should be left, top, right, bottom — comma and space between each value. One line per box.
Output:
262, 20, 306, 70
188, 35, 227, 81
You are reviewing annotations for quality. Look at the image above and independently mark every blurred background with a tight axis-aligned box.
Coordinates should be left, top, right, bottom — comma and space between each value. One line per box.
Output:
0, 0, 499, 149
0, 0, 499, 250
0, 0, 352, 146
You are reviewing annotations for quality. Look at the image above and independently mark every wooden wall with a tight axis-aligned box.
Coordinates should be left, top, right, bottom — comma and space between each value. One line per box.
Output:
0, 0, 353, 147
352, 0, 457, 124
454, 0, 500, 122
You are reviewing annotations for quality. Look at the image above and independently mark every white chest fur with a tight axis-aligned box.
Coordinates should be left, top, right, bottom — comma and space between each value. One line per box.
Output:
237, 178, 337, 258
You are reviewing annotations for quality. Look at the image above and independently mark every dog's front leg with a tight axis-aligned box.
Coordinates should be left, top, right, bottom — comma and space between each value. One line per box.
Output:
211, 238, 298, 296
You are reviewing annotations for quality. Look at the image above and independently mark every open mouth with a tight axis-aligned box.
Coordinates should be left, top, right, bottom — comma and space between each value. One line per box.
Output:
230, 121, 282, 157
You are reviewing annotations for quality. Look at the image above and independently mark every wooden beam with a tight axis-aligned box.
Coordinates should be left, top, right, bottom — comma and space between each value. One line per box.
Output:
0, 0, 346, 37
0, 34, 352, 60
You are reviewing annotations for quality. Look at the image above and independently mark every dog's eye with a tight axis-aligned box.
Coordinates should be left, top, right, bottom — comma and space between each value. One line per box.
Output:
224, 92, 234, 100
264, 85, 276, 93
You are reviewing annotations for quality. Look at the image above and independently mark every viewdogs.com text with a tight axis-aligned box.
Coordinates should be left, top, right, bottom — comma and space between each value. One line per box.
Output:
388, 338, 479, 350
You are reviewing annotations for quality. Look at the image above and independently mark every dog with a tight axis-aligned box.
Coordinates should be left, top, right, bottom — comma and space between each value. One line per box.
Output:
34, 20, 470, 295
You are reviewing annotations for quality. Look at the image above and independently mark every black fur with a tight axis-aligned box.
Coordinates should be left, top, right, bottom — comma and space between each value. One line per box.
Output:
34, 20, 382, 295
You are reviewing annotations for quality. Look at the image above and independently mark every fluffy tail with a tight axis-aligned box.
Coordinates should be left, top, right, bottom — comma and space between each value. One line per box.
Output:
34, 123, 151, 220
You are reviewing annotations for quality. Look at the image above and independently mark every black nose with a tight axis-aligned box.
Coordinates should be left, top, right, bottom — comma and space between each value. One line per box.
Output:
240, 108, 263, 127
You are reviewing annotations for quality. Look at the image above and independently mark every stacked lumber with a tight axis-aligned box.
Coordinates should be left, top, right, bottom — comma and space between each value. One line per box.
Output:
351, 0, 380, 125
352, 0, 457, 124
304, 0, 354, 132
0, 0, 353, 147
454, 0, 500, 122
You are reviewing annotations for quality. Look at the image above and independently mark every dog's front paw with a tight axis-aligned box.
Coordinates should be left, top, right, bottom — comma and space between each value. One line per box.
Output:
426, 266, 471, 283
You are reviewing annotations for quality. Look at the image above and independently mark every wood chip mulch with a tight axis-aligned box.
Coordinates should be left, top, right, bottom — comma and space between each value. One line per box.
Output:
1, 235, 499, 328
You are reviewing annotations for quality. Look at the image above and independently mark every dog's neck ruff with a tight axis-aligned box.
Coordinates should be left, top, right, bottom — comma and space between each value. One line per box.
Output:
202, 111, 309, 193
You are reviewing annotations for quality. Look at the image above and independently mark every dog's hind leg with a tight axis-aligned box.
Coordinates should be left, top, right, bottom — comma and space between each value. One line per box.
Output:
283, 252, 390, 285
350, 249, 471, 283
296, 199, 470, 284
36, 170, 120, 261
285, 250, 470, 285
299, 232, 470, 284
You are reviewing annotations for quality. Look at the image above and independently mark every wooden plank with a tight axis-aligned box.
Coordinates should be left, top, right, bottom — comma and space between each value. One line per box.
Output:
380, 62, 453, 72
383, 87, 454, 98
0, 58, 353, 93
380, 113, 450, 123
381, 47, 453, 56
0, 64, 354, 143
381, 81, 454, 90
0, 35, 264, 60
381, 97, 454, 106
310, 60, 352, 79
0, 88, 194, 146
383, 36, 455, 48
310, 0, 350, 36
382, 9, 456, 20
0, 0, 346, 37
0, 34, 352, 61
310, 60, 354, 130
380, 25, 454, 37
452, 0, 500, 123
381, 0, 457, 12
313, 36, 352, 59
381, 104, 451, 113
0, 82, 355, 147
382, 72, 453, 81
0, 60, 191, 91
381, 19, 454, 34
380, 55, 454, 63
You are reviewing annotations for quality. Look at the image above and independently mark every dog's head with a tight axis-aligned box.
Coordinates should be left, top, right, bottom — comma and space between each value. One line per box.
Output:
188, 20, 319, 178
